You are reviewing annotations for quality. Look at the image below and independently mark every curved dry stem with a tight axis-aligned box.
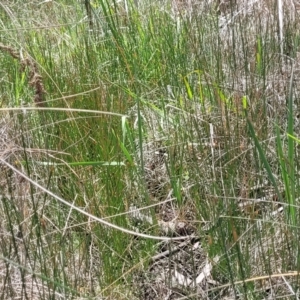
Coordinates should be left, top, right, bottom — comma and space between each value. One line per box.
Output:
0, 158, 188, 241
0, 107, 128, 118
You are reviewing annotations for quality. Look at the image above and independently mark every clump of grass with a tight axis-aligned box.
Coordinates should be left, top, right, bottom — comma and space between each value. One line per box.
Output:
1, 0, 300, 299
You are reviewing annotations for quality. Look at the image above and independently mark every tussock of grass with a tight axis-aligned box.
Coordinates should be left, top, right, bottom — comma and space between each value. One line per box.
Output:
1, 0, 300, 299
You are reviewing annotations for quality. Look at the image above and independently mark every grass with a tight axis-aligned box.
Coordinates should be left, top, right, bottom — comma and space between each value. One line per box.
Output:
0, 0, 300, 299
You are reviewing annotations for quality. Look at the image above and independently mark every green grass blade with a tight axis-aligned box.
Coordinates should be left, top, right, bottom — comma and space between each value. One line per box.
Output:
286, 64, 296, 225
247, 118, 282, 202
